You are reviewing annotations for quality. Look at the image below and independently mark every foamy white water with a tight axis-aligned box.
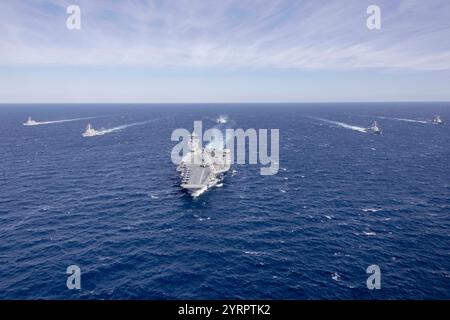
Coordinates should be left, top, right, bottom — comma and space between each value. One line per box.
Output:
375, 116, 429, 124
89, 120, 154, 136
27, 116, 99, 125
362, 208, 381, 213
312, 117, 367, 133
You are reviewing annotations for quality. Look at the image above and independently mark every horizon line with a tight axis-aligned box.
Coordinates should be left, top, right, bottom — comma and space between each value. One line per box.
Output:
1, 101, 450, 105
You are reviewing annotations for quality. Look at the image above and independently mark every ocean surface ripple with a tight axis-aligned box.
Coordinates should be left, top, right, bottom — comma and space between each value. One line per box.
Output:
0, 103, 449, 299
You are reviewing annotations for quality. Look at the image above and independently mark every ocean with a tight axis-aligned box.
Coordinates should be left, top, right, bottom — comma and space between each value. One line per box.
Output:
0, 103, 449, 299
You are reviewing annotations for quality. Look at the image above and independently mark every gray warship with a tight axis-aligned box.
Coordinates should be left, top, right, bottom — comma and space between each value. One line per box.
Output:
432, 115, 444, 125
177, 132, 231, 197
367, 121, 382, 134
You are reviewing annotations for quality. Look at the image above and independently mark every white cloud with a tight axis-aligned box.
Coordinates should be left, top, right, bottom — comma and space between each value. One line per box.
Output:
1, 0, 450, 70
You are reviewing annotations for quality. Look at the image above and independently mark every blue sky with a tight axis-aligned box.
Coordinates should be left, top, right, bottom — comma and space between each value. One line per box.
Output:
1, 0, 450, 103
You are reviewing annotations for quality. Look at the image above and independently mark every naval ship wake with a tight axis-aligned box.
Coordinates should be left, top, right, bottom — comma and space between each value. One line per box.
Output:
373, 116, 429, 124
82, 120, 157, 137
23, 116, 100, 126
310, 117, 368, 133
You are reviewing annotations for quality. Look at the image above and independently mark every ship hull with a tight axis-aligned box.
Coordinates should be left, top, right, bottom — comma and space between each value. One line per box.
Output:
178, 147, 231, 197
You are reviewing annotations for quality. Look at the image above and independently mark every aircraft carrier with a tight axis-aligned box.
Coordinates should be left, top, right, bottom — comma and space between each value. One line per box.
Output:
177, 132, 231, 197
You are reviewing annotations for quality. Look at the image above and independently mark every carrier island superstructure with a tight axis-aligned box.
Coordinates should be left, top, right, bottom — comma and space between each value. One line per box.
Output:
176, 132, 231, 197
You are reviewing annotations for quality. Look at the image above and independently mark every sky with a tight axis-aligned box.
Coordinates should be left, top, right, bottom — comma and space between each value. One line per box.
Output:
1, 0, 450, 103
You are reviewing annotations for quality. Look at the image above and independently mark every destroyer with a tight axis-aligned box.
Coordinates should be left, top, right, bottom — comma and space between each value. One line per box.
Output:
82, 123, 99, 137
176, 132, 231, 197
23, 116, 39, 126
367, 121, 382, 134
432, 115, 444, 125
216, 115, 228, 124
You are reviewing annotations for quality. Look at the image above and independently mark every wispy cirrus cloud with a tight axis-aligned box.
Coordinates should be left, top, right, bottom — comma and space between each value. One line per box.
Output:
1, 0, 450, 71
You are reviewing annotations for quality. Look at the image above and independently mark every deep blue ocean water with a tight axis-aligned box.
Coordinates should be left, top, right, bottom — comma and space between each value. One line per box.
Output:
0, 103, 449, 300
